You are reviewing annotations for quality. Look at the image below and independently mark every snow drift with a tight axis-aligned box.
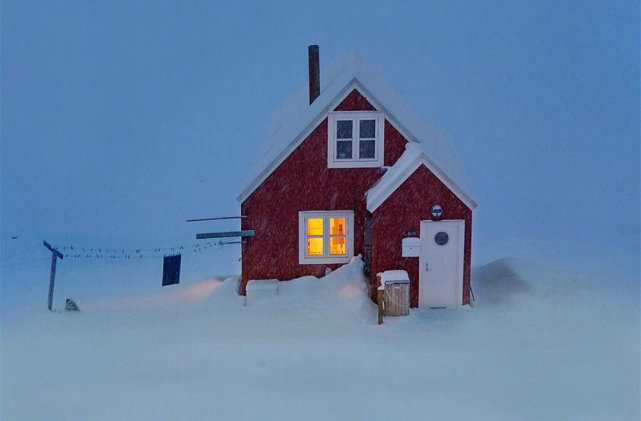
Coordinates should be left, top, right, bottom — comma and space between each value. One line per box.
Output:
1, 245, 639, 421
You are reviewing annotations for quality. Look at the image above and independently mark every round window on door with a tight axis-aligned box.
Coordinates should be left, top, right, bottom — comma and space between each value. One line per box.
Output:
434, 231, 449, 246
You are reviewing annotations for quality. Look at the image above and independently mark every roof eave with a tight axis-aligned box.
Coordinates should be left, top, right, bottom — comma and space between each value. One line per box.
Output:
367, 153, 477, 213
237, 78, 360, 204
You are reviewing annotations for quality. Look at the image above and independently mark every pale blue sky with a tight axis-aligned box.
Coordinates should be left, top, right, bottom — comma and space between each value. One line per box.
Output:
2, 1, 639, 275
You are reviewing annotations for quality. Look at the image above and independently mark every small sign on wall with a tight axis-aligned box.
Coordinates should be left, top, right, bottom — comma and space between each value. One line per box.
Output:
162, 255, 181, 286
401, 237, 421, 257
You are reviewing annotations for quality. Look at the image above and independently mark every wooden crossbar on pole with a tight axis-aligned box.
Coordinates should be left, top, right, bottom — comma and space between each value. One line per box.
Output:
196, 230, 254, 240
187, 216, 246, 222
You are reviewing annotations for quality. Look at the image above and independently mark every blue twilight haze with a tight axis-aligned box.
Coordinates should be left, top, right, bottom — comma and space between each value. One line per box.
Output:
1, 1, 639, 278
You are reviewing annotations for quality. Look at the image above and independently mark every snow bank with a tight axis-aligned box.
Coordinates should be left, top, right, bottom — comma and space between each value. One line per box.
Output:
250, 256, 377, 325
472, 258, 532, 304
2, 244, 639, 421
83, 277, 230, 311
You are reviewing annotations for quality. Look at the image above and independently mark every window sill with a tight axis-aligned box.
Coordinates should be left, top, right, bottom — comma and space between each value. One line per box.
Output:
299, 255, 351, 265
327, 159, 383, 169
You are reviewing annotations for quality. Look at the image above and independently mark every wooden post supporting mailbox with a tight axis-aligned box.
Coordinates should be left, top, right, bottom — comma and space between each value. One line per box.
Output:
43, 241, 63, 311
377, 288, 384, 325
376, 274, 383, 325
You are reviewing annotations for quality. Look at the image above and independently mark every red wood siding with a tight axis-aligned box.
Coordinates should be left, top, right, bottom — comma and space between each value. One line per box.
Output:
240, 91, 408, 293
370, 165, 472, 307
334, 89, 377, 111
384, 121, 406, 166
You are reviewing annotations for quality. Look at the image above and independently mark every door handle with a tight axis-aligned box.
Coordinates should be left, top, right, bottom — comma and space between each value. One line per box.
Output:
425, 262, 431, 272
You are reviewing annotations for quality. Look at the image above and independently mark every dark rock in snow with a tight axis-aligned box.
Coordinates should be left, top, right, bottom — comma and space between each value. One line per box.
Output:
65, 298, 79, 312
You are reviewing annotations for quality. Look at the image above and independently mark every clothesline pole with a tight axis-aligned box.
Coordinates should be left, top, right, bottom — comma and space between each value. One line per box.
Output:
43, 241, 63, 311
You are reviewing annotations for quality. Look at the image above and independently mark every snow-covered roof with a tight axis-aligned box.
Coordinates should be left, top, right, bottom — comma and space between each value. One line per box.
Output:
367, 143, 477, 212
237, 49, 475, 207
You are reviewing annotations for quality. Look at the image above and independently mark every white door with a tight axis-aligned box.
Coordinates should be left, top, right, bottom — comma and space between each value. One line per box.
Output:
419, 220, 465, 308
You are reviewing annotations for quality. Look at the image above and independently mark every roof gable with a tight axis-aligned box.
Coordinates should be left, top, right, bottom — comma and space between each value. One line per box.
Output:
238, 50, 475, 206
366, 143, 477, 212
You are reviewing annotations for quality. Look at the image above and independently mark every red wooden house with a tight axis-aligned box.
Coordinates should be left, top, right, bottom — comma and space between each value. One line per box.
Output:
238, 47, 477, 308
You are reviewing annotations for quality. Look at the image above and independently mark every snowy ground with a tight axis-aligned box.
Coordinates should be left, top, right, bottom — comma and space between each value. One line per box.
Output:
1, 240, 639, 420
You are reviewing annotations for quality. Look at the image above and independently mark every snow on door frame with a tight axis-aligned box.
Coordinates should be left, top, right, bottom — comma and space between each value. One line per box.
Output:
419, 220, 465, 308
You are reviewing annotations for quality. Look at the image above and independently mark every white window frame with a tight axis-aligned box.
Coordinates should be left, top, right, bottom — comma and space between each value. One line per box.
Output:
327, 111, 385, 168
298, 210, 354, 264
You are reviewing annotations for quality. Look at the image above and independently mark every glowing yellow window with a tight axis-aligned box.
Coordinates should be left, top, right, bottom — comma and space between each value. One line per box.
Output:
329, 217, 346, 255
299, 211, 352, 264
329, 237, 345, 255
307, 237, 324, 255
307, 218, 323, 236
306, 218, 324, 255
329, 218, 345, 235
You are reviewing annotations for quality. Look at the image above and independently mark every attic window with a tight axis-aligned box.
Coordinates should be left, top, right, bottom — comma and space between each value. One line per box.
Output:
327, 112, 384, 168
298, 210, 354, 264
